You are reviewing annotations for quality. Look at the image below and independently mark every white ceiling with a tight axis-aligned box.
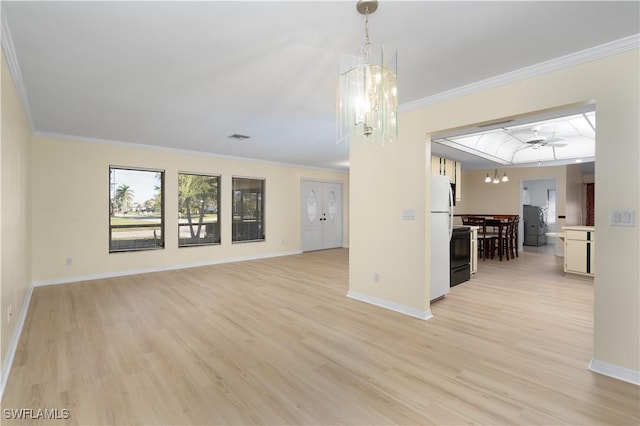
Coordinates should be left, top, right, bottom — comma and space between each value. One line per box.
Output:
2, 1, 639, 171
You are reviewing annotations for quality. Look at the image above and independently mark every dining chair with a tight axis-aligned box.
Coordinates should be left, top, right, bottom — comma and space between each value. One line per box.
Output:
464, 216, 489, 261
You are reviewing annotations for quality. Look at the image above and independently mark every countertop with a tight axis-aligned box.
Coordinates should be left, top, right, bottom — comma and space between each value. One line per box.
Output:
562, 226, 595, 232
453, 225, 478, 230
548, 226, 595, 241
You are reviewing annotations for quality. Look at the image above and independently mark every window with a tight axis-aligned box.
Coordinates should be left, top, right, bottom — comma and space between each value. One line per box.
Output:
232, 177, 265, 242
178, 173, 221, 246
109, 167, 164, 252
547, 188, 557, 224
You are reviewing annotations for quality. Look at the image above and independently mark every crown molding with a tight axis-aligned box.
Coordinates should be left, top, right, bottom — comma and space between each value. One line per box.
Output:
1, 7, 35, 131
33, 131, 348, 174
400, 34, 640, 112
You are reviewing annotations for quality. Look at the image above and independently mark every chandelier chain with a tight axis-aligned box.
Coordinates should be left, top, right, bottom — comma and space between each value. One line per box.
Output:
361, 7, 372, 61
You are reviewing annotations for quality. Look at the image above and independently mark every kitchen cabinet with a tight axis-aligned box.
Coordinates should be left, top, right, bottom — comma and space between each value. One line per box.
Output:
431, 156, 462, 202
563, 226, 595, 277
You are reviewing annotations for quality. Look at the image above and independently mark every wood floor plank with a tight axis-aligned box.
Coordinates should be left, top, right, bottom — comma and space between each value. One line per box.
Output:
1, 249, 638, 425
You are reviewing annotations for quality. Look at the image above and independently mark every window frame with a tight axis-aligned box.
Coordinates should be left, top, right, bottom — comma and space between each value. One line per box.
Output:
178, 171, 222, 247
109, 166, 165, 253
232, 176, 266, 243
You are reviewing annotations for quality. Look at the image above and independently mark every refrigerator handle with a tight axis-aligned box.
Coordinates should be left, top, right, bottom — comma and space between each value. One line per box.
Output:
448, 184, 454, 240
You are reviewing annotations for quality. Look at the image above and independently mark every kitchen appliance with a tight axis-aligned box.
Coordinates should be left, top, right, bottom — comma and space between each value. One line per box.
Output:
430, 175, 453, 301
450, 227, 471, 286
523, 205, 547, 246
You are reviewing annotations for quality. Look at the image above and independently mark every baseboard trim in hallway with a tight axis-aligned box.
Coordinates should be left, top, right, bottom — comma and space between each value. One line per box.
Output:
346, 290, 433, 320
31, 249, 303, 287
1, 284, 33, 401
589, 359, 640, 385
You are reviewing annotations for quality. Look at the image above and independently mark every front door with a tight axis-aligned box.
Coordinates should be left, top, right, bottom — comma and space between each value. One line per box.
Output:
302, 180, 343, 252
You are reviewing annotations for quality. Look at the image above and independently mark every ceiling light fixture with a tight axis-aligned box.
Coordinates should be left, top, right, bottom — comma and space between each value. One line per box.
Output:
338, 0, 397, 145
485, 169, 509, 184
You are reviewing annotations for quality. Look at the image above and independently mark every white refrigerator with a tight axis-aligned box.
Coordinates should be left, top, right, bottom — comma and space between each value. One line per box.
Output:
430, 174, 454, 301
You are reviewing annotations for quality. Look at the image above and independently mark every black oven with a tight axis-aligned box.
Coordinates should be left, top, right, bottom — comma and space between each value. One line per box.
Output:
450, 227, 471, 287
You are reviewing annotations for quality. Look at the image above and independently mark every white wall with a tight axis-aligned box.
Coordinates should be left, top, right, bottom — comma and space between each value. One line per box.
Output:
350, 49, 639, 376
523, 178, 557, 242
524, 179, 554, 210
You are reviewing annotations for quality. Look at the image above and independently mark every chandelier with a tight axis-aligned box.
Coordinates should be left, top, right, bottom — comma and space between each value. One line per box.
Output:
338, 0, 398, 145
485, 169, 509, 184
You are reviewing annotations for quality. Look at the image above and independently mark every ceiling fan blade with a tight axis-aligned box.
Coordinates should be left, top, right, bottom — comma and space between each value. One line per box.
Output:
544, 136, 567, 147
504, 129, 533, 143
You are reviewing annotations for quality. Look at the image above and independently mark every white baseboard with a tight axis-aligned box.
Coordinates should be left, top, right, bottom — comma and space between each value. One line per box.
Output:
1, 284, 33, 400
346, 290, 432, 320
588, 359, 640, 385
32, 250, 303, 287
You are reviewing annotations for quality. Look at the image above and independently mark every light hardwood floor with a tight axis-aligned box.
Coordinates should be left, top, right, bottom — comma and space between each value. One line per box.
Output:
2, 249, 638, 425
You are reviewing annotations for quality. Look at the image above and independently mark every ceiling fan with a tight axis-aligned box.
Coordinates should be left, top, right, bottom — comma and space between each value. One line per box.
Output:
510, 128, 567, 150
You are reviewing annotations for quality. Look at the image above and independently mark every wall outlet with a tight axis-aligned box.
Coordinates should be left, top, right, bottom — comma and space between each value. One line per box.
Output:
66, 257, 72, 265
374, 272, 380, 283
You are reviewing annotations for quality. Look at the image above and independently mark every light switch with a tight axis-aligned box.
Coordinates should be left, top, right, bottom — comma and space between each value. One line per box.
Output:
402, 209, 416, 220
610, 209, 635, 227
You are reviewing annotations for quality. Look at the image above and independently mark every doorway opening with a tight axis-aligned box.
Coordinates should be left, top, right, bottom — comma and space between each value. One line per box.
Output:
521, 178, 558, 256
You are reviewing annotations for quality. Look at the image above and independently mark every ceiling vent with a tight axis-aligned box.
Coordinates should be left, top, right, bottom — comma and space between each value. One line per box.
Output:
477, 119, 514, 128
228, 134, 250, 140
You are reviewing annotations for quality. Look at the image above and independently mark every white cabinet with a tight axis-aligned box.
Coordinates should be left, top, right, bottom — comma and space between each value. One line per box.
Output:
431, 156, 462, 202
563, 227, 595, 277
469, 226, 478, 275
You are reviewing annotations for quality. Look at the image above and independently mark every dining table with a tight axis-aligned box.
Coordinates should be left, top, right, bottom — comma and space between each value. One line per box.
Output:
484, 218, 510, 261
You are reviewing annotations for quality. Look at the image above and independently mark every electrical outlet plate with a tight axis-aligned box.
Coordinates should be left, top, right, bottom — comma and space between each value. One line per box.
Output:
610, 209, 635, 227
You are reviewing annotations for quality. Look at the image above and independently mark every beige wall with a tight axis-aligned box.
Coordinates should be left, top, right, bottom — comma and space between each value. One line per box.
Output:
349, 109, 430, 317
31, 136, 349, 283
350, 49, 639, 373
1, 53, 32, 370
456, 166, 568, 217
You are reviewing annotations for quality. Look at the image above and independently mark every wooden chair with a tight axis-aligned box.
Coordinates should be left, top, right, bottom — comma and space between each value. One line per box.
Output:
463, 216, 489, 261
487, 217, 511, 261
497, 217, 519, 261
509, 217, 520, 259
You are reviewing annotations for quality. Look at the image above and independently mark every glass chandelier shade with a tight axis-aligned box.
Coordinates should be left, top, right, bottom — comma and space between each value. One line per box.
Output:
337, 1, 398, 145
485, 169, 509, 184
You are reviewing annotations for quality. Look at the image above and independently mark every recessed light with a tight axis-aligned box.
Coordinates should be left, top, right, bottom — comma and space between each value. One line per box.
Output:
228, 134, 250, 140
575, 159, 583, 163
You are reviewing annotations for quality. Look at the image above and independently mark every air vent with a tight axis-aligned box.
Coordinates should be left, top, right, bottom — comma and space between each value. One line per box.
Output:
477, 119, 514, 128
228, 134, 250, 140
